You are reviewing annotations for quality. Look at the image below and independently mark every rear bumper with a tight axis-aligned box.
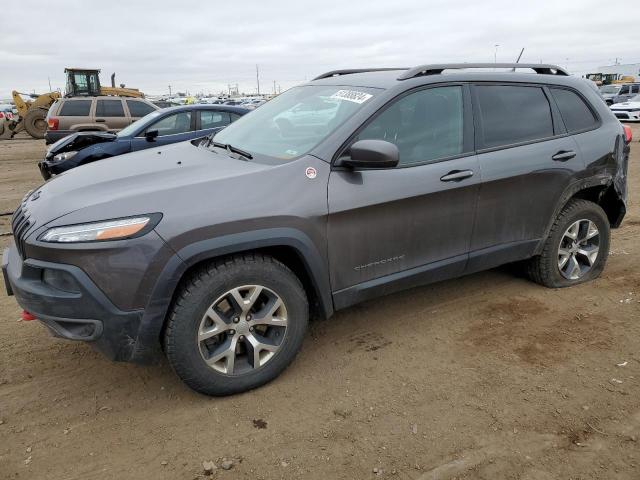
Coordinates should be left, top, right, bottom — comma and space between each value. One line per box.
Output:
2, 245, 148, 362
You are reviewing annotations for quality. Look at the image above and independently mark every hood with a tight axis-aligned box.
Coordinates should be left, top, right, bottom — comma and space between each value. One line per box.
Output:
46, 131, 117, 158
26, 141, 271, 234
611, 101, 640, 110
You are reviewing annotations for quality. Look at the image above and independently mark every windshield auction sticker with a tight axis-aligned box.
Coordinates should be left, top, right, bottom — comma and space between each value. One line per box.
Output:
330, 90, 373, 104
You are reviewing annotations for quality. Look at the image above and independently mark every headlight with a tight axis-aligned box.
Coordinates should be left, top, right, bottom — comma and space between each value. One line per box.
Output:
40, 216, 154, 243
52, 151, 77, 162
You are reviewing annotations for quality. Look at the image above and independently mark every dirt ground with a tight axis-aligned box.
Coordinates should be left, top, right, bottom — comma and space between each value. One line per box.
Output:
0, 127, 639, 480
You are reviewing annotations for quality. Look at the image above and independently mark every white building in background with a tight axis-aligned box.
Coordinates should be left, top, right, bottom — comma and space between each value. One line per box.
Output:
597, 63, 640, 79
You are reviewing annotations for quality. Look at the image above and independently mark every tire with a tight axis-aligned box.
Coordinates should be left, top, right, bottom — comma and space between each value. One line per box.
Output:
165, 254, 309, 396
527, 199, 610, 288
23, 108, 47, 139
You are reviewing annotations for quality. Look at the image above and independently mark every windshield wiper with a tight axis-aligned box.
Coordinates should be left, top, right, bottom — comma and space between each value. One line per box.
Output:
209, 140, 253, 160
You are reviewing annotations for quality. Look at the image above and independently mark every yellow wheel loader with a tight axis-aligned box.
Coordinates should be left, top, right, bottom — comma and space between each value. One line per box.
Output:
1, 90, 62, 140
2, 68, 143, 140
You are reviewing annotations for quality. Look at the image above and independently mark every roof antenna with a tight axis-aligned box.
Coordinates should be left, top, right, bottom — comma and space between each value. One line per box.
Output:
512, 48, 525, 71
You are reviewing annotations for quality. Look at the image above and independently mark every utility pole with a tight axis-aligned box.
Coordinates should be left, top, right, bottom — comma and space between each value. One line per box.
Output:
273, 80, 276, 94
256, 64, 260, 95
168, 85, 172, 96
48, 77, 52, 91
494, 44, 500, 64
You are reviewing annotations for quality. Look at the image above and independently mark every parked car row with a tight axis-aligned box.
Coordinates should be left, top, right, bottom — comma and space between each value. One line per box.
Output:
40, 104, 249, 178
0, 103, 16, 120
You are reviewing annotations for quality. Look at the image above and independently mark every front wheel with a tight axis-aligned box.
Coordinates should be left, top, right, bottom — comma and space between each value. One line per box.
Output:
528, 199, 610, 288
164, 254, 308, 396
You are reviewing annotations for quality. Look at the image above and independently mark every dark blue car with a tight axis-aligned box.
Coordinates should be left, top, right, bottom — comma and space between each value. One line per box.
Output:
39, 104, 249, 179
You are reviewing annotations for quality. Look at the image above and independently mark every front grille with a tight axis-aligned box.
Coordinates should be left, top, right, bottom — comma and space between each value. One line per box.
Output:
614, 112, 630, 119
11, 193, 34, 258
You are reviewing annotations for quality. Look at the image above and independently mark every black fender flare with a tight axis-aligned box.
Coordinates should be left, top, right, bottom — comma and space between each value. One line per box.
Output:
534, 174, 614, 255
131, 228, 333, 362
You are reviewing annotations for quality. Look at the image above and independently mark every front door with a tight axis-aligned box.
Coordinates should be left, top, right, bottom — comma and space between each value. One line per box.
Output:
327, 85, 480, 307
131, 110, 195, 150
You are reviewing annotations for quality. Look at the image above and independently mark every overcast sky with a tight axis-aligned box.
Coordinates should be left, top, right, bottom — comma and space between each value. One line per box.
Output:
2, 0, 639, 99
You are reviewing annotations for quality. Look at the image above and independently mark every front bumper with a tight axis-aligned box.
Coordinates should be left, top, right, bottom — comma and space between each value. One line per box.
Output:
2, 244, 145, 361
612, 110, 640, 122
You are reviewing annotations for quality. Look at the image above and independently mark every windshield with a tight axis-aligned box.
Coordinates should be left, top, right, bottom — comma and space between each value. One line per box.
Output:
117, 110, 163, 137
600, 85, 621, 94
211, 85, 379, 160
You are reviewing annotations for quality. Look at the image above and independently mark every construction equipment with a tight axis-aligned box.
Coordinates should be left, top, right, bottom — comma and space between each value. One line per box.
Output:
2, 68, 144, 140
586, 73, 637, 86
65, 68, 143, 98
0, 90, 61, 140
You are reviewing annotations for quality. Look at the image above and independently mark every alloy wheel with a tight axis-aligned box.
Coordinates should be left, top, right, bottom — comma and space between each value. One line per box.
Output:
557, 219, 600, 280
197, 285, 288, 375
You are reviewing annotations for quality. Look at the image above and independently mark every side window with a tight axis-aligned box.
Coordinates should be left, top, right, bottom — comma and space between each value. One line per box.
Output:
95, 100, 125, 117
550, 88, 598, 133
126, 100, 156, 118
148, 111, 192, 136
58, 100, 92, 116
200, 110, 231, 129
619, 86, 630, 95
631, 85, 640, 94
230, 113, 242, 122
476, 85, 553, 148
355, 86, 464, 166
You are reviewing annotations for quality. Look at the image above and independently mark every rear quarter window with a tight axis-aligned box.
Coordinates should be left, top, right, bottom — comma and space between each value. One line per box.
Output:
58, 100, 92, 116
476, 85, 554, 149
549, 88, 598, 133
127, 100, 156, 117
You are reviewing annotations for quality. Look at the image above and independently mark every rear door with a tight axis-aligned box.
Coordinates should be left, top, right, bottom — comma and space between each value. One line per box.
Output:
130, 110, 195, 150
95, 99, 129, 131
327, 84, 480, 306
468, 83, 584, 272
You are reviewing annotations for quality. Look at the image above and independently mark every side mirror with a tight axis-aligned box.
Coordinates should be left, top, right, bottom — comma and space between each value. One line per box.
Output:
340, 139, 399, 169
145, 129, 159, 142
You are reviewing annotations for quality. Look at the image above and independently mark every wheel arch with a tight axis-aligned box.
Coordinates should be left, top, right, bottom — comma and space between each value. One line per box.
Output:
132, 228, 334, 362
535, 179, 624, 255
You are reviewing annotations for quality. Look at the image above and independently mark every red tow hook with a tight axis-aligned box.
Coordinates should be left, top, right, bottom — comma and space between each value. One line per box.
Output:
21, 310, 36, 321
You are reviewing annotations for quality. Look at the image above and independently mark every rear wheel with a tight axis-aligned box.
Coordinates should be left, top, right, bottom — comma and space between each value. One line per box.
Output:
164, 254, 308, 396
528, 199, 610, 288
24, 108, 47, 139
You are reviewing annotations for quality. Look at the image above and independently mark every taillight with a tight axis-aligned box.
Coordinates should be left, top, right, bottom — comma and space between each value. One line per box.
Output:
0, 112, 4, 119
47, 117, 59, 130
623, 124, 632, 144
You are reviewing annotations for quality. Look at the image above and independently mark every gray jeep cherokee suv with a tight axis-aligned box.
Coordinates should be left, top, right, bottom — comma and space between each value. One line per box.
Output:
3, 63, 631, 396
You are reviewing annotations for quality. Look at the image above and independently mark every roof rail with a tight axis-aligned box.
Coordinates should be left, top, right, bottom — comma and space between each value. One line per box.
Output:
313, 68, 408, 81
397, 63, 569, 80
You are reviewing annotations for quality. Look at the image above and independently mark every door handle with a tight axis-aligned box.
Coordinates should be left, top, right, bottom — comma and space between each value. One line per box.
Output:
440, 170, 474, 182
552, 150, 576, 161
95, 118, 106, 122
